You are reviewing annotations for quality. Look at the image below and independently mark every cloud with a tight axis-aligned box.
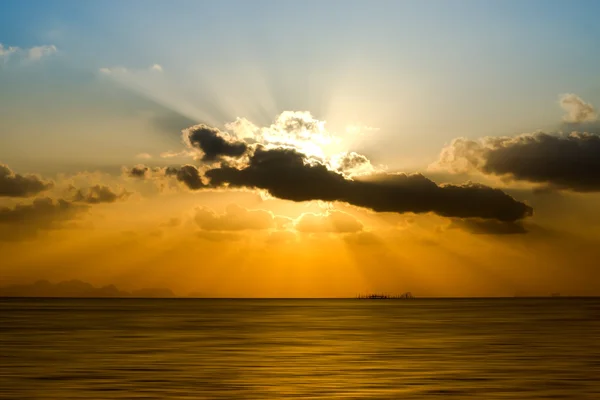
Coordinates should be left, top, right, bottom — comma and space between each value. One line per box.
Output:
0, 197, 89, 241
27, 45, 58, 61
127, 118, 532, 221
99, 64, 162, 75
330, 152, 375, 176
99, 67, 126, 74
0, 44, 18, 58
204, 147, 532, 222
436, 132, 600, 192
123, 164, 205, 192
126, 165, 151, 178
560, 94, 597, 124
194, 204, 277, 231
124, 164, 178, 180
260, 111, 337, 157
0, 164, 53, 197
225, 117, 260, 140
72, 185, 130, 204
160, 150, 194, 158
223, 111, 338, 157
433, 137, 487, 175
183, 124, 248, 161
268, 111, 326, 139
150, 64, 163, 72
295, 211, 363, 233
0, 43, 57, 63
136, 153, 152, 160
165, 165, 206, 189
448, 219, 527, 235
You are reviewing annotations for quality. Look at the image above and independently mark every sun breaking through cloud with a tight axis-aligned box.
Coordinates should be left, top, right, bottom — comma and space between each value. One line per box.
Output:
129, 111, 533, 222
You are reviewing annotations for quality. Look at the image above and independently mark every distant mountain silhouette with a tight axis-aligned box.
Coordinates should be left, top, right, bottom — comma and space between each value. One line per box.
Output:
0, 280, 175, 298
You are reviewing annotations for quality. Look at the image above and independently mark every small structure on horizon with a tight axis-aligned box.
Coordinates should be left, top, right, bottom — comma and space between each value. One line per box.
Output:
356, 292, 414, 299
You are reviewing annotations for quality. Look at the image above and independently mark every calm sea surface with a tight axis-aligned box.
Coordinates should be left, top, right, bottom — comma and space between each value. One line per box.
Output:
1, 298, 599, 399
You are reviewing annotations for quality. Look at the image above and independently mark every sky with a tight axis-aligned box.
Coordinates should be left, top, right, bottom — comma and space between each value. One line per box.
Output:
1, 0, 600, 297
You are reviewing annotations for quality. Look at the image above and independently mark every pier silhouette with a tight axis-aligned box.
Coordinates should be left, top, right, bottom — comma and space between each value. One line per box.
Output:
356, 292, 414, 299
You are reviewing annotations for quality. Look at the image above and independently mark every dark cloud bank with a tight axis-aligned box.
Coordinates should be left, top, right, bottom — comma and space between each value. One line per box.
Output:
440, 132, 600, 192
0, 197, 88, 241
0, 163, 130, 241
184, 124, 248, 161
208, 147, 531, 222
131, 139, 532, 222
448, 219, 527, 235
0, 164, 53, 197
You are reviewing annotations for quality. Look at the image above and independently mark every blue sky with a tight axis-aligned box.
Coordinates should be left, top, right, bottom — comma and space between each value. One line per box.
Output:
2, 0, 600, 170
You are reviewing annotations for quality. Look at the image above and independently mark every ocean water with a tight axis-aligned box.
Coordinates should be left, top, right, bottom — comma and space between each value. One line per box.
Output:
1, 298, 599, 399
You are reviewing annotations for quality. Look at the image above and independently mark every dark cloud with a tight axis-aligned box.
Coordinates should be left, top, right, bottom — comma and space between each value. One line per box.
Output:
183, 124, 248, 161
448, 219, 528, 235
194, 204, 276, 231
72, 185, 130, 204
0, 197, 89, 241
337, 152, 370, 170
295, 211, 363, 233
333, 152, 374, 175
127, 164, 150, 178
166, 165, 206, 189
439, 132, 600, 192
0, 280, 174, 298
203, 147, 532, 222
0, 164, 53, 197
124, 164, 206, 190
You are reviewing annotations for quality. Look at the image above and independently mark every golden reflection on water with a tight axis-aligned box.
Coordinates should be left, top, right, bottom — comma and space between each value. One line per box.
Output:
1, 298, 599, 399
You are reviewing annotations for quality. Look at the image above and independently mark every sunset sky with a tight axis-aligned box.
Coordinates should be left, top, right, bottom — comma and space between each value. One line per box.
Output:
1, 0, 600, 297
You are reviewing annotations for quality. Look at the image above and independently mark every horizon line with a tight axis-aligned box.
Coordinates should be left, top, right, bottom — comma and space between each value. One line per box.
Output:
1, 295, 598, 300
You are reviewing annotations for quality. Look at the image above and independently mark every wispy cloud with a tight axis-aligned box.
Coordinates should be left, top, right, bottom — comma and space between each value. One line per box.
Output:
0, 43, 57, 63
27, 45, 58, 61
71, 184, 131, 204
0, 44, 18, 58
99, 64, 164, 75
150, 64, 163, 72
